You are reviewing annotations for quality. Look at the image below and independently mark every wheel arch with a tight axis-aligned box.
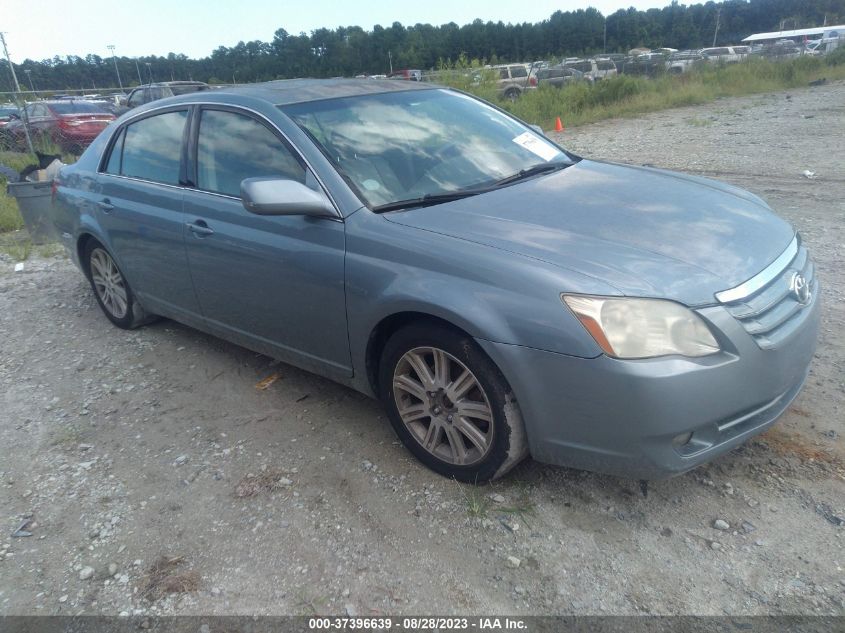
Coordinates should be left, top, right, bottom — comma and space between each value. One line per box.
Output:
365, 311, 476, 398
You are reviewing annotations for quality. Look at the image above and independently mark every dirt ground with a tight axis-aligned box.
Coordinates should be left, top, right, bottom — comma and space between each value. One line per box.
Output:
1, 80, 843, 617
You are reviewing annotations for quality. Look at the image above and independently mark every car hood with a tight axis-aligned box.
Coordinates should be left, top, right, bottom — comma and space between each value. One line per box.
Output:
384, 159, 794, 306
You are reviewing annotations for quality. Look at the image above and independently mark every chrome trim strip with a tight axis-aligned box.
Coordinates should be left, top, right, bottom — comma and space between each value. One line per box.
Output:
715, 236, 799, 304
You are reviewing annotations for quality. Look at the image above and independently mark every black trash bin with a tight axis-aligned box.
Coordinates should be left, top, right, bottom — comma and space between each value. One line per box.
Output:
6, 180, 56, 244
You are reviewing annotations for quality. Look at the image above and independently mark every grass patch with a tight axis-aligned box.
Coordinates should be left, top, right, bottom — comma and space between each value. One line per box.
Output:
441, 55, 845, 130
0, 232, 33, 261
686, 116, 714, 127
36, 242, 66, 258
0, 194, 23, 233
461, 484, 491, 519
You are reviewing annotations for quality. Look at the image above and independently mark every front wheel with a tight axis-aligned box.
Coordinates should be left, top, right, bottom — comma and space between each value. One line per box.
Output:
379, 324, 528, 482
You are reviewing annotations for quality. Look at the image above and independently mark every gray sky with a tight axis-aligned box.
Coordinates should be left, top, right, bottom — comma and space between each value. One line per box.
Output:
4, 0, 671, 62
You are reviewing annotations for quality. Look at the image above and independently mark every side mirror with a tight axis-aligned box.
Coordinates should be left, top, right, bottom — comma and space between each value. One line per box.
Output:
8, 112, 20, 120
241, 177, 337, 218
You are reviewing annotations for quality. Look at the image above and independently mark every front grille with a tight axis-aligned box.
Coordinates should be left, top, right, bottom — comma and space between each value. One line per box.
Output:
718, 240, 816, 350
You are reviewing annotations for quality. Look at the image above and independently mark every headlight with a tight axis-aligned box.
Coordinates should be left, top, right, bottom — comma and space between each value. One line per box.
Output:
561, 295, 720, 359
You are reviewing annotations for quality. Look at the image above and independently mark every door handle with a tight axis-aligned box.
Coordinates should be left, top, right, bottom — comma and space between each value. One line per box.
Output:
187, 221, 214, 237
97, 199, 114, 213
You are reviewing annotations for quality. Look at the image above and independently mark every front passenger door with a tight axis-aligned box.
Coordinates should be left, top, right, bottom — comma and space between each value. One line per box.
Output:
182, 107, 350, 379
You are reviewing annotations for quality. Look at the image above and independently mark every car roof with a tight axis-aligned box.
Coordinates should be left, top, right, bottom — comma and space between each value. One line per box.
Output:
169, 78, 437, 106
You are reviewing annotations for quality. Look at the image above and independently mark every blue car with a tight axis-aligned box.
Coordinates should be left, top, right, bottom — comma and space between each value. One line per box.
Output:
53, 79, 819, 481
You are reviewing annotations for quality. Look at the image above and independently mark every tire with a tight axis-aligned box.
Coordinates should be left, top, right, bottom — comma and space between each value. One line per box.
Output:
378, 323, 528, 482
83, 240, 156, 329
504, 88, 520, 102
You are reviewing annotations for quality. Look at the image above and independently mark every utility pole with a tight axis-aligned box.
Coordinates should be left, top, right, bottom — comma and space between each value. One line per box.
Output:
712, 7, 721, 47
107, 45, 124, 91
603, 18, 607, 54
134, 58, 143, 84
24, 69, 35, 92
388, 50, 393, 74
0, 31, 34, 155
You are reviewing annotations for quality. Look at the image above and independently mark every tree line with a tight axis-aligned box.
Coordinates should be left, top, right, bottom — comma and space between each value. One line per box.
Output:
3, 0, 842, 93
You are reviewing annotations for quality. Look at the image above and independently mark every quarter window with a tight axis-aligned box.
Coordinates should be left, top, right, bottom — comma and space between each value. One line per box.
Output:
119, 110, 187, 185
104, 128, 125, 175
196, 109, 305, 197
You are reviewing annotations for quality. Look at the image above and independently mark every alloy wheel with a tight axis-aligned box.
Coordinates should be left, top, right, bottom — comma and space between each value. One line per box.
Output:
89, 248, 129, 319
392, 346, 494, 466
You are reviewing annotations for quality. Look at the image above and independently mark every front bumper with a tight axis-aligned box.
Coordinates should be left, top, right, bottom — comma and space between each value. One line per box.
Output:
476, 289, 820, 479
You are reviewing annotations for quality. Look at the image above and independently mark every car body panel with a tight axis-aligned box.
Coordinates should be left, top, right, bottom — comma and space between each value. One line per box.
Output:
477, 289, 819, 479
182, 189, 352, 379
383, 159, 794, 306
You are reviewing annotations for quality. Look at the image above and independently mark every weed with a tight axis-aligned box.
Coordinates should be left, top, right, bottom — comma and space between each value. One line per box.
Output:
36, 242, 66, 258
233, 469, 293, 498
140, 556, 201, 601
0, 233, 33, 261
686, 116, 714, 126
49, 425, 82, 447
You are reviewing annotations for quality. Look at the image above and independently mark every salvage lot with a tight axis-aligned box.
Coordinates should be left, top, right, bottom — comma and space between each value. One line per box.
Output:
1, 81, 843, 616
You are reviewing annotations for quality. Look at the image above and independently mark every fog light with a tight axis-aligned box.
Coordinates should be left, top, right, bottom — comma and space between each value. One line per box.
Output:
672, 432, 694, 448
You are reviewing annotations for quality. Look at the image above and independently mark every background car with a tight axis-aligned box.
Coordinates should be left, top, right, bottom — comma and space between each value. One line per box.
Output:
4, 100, 115, 153
666, 50, 707, 74
535, 66, 588, 88
388, 69, 422, 81
563, 58, 617, 81
0, 104, 19, 130
124, 81, 209, 110
491, 64, 535, 100
700, 46, 750, 64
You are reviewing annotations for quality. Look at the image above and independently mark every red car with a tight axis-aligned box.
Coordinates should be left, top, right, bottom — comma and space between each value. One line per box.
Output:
5, 100, 115, 154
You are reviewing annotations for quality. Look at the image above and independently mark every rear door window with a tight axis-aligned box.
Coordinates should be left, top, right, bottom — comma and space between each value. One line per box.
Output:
119, 110, 188, 185
196, 109, 305, 198
510, 66, 527, 78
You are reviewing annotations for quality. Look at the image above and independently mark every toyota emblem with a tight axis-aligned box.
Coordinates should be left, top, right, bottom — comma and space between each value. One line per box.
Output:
790, 272, 811, 305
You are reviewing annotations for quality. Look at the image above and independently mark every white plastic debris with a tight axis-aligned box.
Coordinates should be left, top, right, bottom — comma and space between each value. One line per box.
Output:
14, 262, 24, 272
802, 170, 817, 179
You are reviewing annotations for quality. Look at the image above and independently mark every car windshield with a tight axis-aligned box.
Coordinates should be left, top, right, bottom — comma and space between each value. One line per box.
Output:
49, 102, 109, 114
281, 89, 573, 208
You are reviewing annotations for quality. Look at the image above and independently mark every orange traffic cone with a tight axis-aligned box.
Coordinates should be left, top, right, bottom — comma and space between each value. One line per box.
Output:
554, 117, 564, 132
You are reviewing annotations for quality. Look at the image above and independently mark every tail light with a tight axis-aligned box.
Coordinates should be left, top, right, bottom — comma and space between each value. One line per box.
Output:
529, 76, 538, 87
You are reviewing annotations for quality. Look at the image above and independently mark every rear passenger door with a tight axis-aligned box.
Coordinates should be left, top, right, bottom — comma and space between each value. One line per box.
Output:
181, 106, 351, 378
97, 107, 202, 323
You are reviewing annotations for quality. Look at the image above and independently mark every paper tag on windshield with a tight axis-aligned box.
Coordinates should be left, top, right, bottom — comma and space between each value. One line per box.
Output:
512, 132, 560, 162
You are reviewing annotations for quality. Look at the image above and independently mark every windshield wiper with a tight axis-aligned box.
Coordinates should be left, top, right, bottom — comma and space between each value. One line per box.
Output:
372, 189, 490, 213
494, 162, 570, 187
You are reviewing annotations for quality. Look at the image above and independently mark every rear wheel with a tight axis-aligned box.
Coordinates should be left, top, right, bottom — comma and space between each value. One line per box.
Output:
379, 323, 527, 482
83, 240, 155, 329
504, 88, 520, 102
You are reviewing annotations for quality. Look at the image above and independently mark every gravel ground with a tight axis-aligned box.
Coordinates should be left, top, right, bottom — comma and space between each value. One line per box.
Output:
1, 80, 844, 617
